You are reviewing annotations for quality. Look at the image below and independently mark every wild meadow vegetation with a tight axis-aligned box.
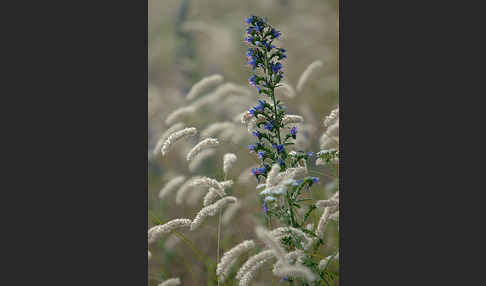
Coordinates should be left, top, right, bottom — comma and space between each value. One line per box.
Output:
148, 1, 338, 285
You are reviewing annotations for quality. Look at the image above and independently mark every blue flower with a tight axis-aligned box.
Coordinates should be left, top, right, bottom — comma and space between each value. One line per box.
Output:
263, 202, 269, 214
280, 277, 289, 282
272, 29, 281, 39
265, 122, 274, 131
246, 48, 254, 58
257, 151, 266, 159
255, 24, 264, 32
256, 18, 265, 27
312, 177, 319, 183
252, 131, 262, 139
272, 144, 284, 153
248, 57, 257, 69
272, 62, 282, 73
248, 144, 256, 151
307, 152, 314, 157
249, 74, 257, 86
263, 41, 271, 51
252, 167, 266, 176
245, 15, 255, 24
245, 36, 253, 44
277, 157, 285, 167
290, 126, 297, 136
256, 100, 265, 111
249, 108, 256, 115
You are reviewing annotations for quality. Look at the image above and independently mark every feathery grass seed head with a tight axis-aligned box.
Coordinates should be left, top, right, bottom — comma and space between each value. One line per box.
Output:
186, 138, 219, 161
186, 74, 224, 101
217, 240, 255, 279
191, 196, 237, 230
296, 60, 323, 93
161, 127, 197, 156
159, 176, 186, 199
223, 153, 238, 176
158, 278, 181, 286
148, 218, 192, 244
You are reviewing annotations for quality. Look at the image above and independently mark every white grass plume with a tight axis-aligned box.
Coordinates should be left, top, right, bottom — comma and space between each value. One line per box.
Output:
203, 187, 225, 206
159, 176, 186, 200
220, 180, 234, 189
329, 211, 339, 221
324, 108, 339, 127
273, 264, 317, 283
153, 123, 185, 156
296, 60, 323, 93
255, 226, 286, 260
275, 82, 296, 98
276, 167, 307, 182
165, 106, 196, 126
190, 196, 237, 230
217, 240, 255, 280
148, 218, 191, 244
271, 227, 313, 250
237, 110, 253, 125
327, 121, 339, 137
192, 83, 251, 110
265, 164, 281, 187
320, 132, 339, 149
186, 74, 224, 101
239, 259, 270, 286
319, 252, 339, 270
246, 115, 266, 133
203, 180, 232, 206
201, 122, 235, 138
223, 153, 238, 176
189, 176, 224, 191
175, 176, 201, 205
161, 127, 197, 156
186, 138, 219, 161
188, 149, 216, 172
222, 201, 241, 226
316, 192, 339, 208
282, 115, 304, 125
158, 278, 181, 286
316, 206, 338, 239
236, 249, 275, 280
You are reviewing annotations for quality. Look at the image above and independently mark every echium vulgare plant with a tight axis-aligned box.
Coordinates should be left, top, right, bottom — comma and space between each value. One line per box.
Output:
241, 15, 339, 286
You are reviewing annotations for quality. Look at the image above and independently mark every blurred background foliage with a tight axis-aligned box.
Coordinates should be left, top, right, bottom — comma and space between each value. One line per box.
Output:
148, 0, 338, 285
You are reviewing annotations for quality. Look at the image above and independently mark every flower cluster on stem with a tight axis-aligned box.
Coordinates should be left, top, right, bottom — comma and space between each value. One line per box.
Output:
243, 15, 339, 286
